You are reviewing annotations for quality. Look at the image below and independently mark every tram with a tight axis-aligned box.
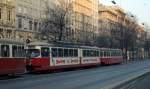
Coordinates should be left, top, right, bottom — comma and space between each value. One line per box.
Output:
26, 42, 123, 72
100, 48, 123, 65
0, 39, 26, 75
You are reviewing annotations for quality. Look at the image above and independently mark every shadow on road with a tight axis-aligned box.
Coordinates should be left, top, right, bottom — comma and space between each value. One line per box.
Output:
0, 75, 22, 80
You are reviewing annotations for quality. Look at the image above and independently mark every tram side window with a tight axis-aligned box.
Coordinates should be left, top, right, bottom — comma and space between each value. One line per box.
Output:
83, 50, 95, 57
83, 50, 87, 57
69, 49, 73, 57
93, 51, 95, 57
104, 51, 107, 57
92, 50, 97, 57
114, 51, 116, 56
100, 51, 103, 57
96, 51, 99, 57
21, 46, 25, 57
64, 49, 68, 57
115, 51, 117, 56
58, 48, 63, 57
117, 51, 121, 56
74, 49, 78, 57
83, 50, 86, 57
116, 51, 118, 56
89, 50, 93, 57
12, 45, 17, 57
109, 51, 112, 57
107, 51, 110, 57
52, 48, 57, 57
64, 49, 78, 57
115, 51, 118, 56
1, 45, 10, 57
111, 51, 114, 56
120, 51, 122, 56
113, 51, 116, 56
41, 47, 50, 57
18, 46, 22, 57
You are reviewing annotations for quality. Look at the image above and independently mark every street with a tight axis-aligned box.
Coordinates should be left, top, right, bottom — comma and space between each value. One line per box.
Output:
118, 69, 150, 89
0, 60, 150, 89
131, 73, 150, 89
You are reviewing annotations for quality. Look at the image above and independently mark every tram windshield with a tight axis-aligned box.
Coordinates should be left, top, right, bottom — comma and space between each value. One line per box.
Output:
26, 49, 40, 58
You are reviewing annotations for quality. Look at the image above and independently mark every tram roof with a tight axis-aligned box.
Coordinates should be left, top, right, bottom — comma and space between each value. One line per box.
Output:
28, 42, 100, 49
79, 46, 100, 49
100, 48, 121, 51
27, 42, 121, 50
28, 41, 80, 48
27, 42, 50, 46
0, 39, 24, 45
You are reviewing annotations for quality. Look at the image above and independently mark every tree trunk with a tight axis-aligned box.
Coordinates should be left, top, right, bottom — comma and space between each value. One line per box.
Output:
58, 26, 63, 41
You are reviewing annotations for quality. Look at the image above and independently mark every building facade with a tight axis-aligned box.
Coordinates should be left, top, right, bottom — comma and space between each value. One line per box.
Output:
15, 0, 46, 41
0, 0, 15, 39
71, 0, 99, 44
99, 4, 131, 48
99, 5, 126, 38
14, 0, 99, 44
98, 4, 146, 59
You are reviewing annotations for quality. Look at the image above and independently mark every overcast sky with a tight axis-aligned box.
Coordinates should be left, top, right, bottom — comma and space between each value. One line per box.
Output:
100, 0, 150, 26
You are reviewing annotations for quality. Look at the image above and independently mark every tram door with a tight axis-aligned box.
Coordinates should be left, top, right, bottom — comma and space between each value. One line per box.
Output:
40, 47, 51, 66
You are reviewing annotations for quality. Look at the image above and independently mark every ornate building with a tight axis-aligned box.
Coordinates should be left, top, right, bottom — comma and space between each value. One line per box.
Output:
98, 4, 146, 59
99, 4, 126, 41
15, 0, 46, 41
40, 0, 99, 44
71, 0, 99, 44
0, 0, 15, 39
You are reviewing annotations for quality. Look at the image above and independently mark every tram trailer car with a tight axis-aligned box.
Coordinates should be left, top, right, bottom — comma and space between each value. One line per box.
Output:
26, 42, 101, 72
100, 48, 123, 65
0, 39, 26, 76
26, 42, 123, 72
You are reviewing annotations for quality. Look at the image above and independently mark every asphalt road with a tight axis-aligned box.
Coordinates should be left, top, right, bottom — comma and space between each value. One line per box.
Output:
120, 71, 150, 89
132, 73, 150, 89
1, 60, 150, 89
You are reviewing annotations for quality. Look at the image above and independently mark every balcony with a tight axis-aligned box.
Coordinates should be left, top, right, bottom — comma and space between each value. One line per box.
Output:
0, 0, 15, 7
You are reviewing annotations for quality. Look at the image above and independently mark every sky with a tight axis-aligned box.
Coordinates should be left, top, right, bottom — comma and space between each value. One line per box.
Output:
100, 0, 150, 26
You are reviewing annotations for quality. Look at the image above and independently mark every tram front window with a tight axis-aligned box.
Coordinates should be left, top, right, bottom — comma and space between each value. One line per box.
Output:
26, 49, 40, 58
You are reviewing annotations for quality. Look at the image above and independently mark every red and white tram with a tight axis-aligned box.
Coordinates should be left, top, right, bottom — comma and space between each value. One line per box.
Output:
100, 48, 123, 65
80, 46, 100, 67
0, 39, 26, 75
26, 42, 100, 72
26, 42, 123, 72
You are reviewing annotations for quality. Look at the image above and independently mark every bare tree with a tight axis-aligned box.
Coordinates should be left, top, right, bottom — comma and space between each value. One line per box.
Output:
95, 20, 112, 48
122, 12, 142, 59
40, 0, 73, 42
95, 34, 111, 48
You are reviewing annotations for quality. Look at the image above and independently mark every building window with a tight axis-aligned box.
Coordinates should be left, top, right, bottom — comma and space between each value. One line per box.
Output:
39, 23, 41, 31
34, 22, 37, 31
0, 8, 2, 19
18, 18, 22, 28
7, 10, 11, 21
7, 30, 12, 38
29, 20, 32, 30
0, 28, 3, 38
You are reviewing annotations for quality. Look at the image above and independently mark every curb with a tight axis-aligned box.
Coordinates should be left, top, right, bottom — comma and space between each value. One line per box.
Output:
102, 69, 150, 89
